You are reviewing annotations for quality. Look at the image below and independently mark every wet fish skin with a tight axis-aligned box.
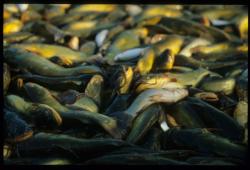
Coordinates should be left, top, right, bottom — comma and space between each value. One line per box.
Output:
4, 47, 103, 77
140, 127, 163, 151
106, 30, 140, 61
186, 97, 244, 141
126, 104, 163, 143
15, 132, 133, 159
83, 153, 190, 165
105, 94, 131, 115
116, 66, 134, 94
66, 95, 99, 113
85, 74, 104, 106
175, 54, 243, 70
108, 88, 188, 137
200, 77, 236, 95
24, 82, 121, 139
11, 43, 88, 66
4, 109, 33, 143
163, 128, 247, 160
5, 94, 62, 129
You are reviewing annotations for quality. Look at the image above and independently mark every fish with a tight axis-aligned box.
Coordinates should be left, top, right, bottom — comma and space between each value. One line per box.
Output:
15, 132, 132, 159
200, 7, 243, 20
66, 96, 99, 113
85, 75, 104, 106
80, 41, 97, 56
139, 5, 182, 20
186, 156, 243, 165
4, 47, 103, 77
135, 35, 185, 75
11, 43, 88, 66
167, 100, 207, 128
24, 82, 121, 139
3, 4, 249, 165
140, 127, 163, 151
179, 38, 212, 57
200, 77, 236, 95
83, 153, 190, 165
116, 66, 134, 94
107, 88, 188, 137
4, 109, 33, 143
13, 73, 91, 86
174, 54, 243, 70
106, 30, 140, 61
186, 97, 244, 141
126, 104, 163, 143
5, 94, 62, 129
135, 74, 184, 93
233, 101, 248, 128
4, 19, 23, 35
68, 4, 117, 14
234, 13, 248, 40
140, 16, 234, 42
105, 94, 131, 115
163, 128, 247, 159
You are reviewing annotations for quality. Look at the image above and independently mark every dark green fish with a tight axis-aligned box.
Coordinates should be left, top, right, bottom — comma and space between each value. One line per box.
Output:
4, 109, 33, 143
24, 82, 121, 139
126, 104, 163, 143
83, 153, 190, 165
186, 97, 244, 141
163, 128, 247, 159
15, 132, 133, 159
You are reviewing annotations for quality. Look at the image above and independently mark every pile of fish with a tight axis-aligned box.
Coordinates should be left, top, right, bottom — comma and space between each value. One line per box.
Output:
3, 4, 248, 165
